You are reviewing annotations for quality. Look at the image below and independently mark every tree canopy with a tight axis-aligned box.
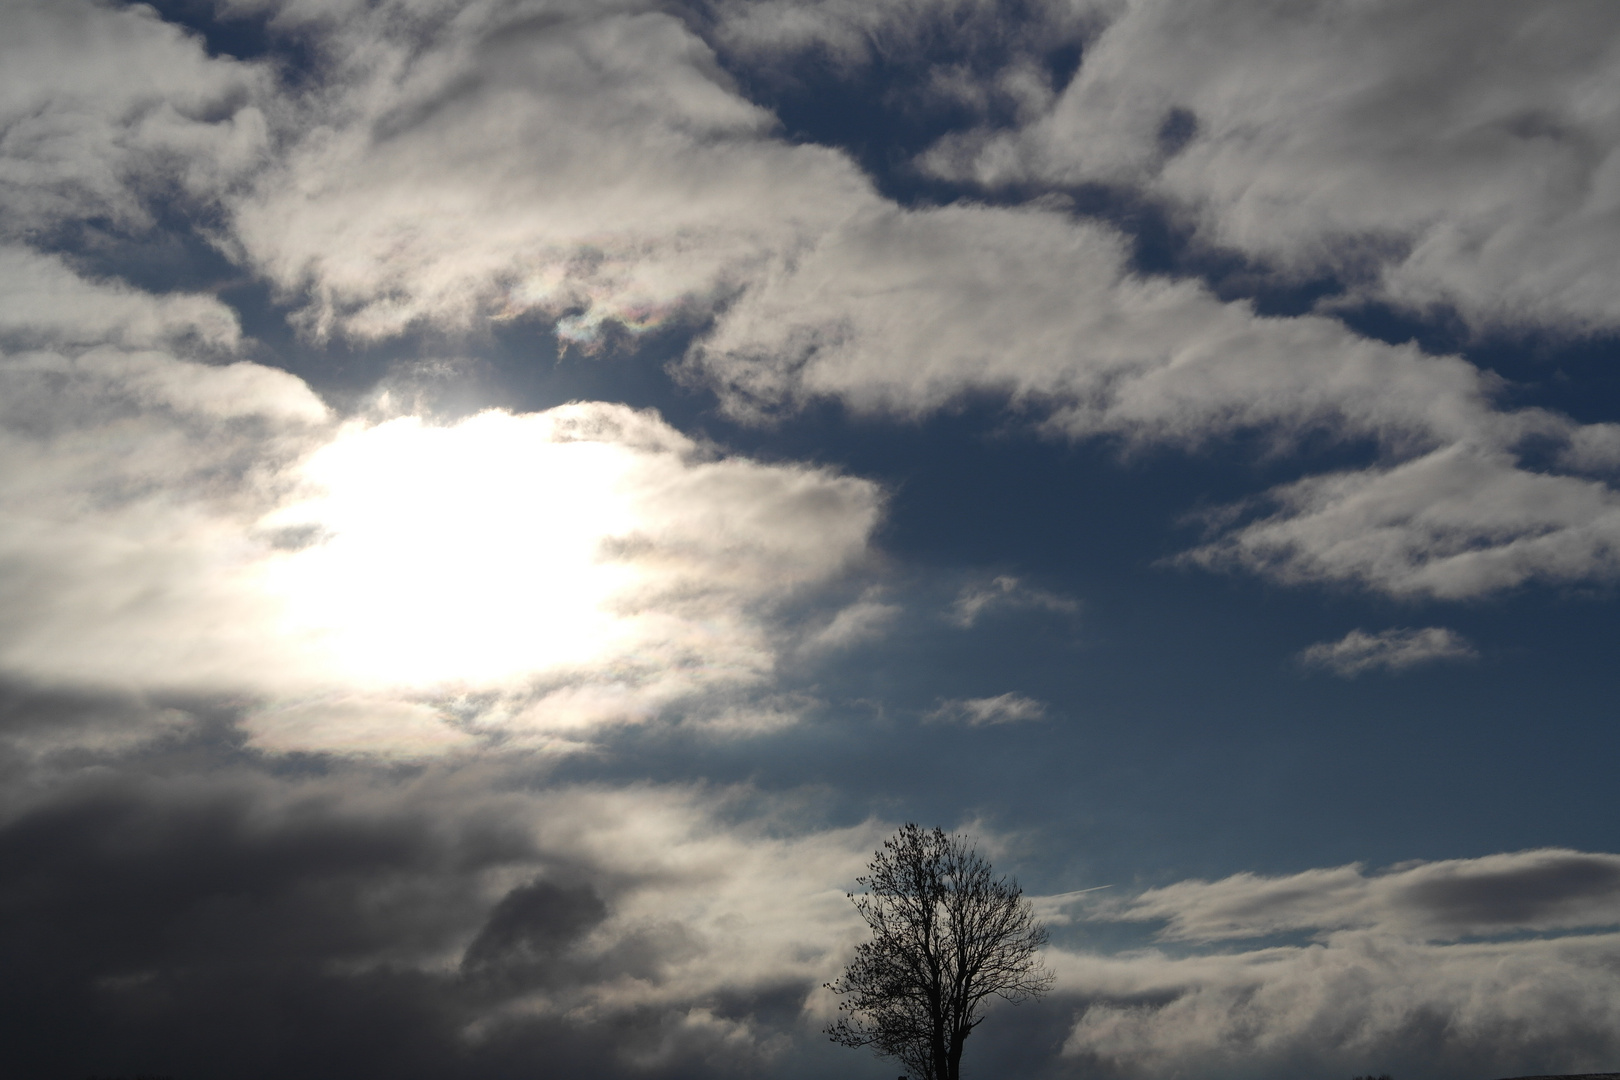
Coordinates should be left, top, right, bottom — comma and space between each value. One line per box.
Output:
826, 824, 1053, 1080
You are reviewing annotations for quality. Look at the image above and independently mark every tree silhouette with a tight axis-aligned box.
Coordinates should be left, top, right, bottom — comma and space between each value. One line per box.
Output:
826, 824, 1053, 1080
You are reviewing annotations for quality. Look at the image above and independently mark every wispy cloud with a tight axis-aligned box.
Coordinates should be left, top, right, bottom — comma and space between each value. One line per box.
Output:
946, 574, 1079, 628
1298, 627, 1477, 677
926, 692, 1048, 726
799, 593, 902, 653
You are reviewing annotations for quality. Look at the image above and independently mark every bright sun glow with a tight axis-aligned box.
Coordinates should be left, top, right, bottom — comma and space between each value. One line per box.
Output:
258, 410, 646, 688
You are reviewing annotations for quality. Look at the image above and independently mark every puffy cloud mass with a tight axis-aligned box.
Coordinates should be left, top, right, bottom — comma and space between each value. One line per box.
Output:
693, 201, 1620, 596
71, 0, 1602, 601
0, 224, 883, 758
0, 0, 269, 237
230, 0, 872, 340
0, 343, 882, 754
923, 0, 1620, 333
1050, 849, 1620, 1080
0, 754, 887, 1080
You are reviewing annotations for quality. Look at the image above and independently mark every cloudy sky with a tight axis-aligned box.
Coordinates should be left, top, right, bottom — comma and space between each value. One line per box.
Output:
3, 1, 1620, 1078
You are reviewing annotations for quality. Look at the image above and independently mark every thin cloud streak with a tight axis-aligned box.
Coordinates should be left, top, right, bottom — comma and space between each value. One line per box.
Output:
947, 574, 1080, 629
1092, 848, 1620, 941
926, 692, 1049, 726
1299, 627, 1477, 677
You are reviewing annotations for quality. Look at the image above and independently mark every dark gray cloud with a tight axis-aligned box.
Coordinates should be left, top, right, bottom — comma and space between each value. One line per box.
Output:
0, 749, 868, 1080
461, 879, 609, 978
1094, 849, 1620, 941
1399, 853, 1620, 931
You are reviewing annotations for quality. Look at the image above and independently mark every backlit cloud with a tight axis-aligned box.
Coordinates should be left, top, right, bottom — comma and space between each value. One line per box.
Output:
1053, 929, 1620, 1080
0, 0, 270, 237
0, 337, 883, 755
229, 0, 872, 341
0, 758, 888, 1080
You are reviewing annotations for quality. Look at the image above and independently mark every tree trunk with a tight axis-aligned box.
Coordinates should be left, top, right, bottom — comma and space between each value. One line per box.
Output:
945, 1026, 968, 1080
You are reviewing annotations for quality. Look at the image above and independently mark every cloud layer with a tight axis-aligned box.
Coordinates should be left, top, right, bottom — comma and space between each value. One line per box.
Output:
0, 343, 883, 755
694, 200, 1620, 596
0, 751, 886, 1080
230, 0, 871, 341
4, 4, 1620, 1079
925, 0, 1620, 332
33, 0, 1602, 601
1051, 849, 1620, 1080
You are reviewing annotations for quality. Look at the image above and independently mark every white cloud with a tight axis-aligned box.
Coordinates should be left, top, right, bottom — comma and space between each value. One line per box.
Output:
16, 0, 1620, 624
1185, 443, 1620, 597
1055, 930, 1620, 1080
1097, 848, 1620, 942
229, 0, 873, 341
924, 0, 1620, 334
0, 0, 270, 236
927, 692, 1047, 725
0, 245, 241, 351
1298, 627, 1477, 677
69, 0, 1605, 605
948, 574, 1079, 628
1051, 848, 1620, 1080
798, 593, 903, 653
0, 344, 883, 756
501, 785, 883, 1016
694, 200, 1620, 597
693, 201, 1500, 441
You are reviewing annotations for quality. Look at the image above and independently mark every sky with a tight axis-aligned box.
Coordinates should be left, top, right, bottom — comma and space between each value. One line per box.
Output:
2, 1, 1620, 1078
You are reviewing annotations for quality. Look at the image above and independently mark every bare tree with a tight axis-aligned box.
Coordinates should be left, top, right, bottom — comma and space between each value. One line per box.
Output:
826, 824, 1053, 1080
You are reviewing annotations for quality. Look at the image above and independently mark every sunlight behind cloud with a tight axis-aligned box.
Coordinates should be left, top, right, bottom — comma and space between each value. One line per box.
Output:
0, 357, 883, 756
244, 402, 884, 751
260, 412, 644, 688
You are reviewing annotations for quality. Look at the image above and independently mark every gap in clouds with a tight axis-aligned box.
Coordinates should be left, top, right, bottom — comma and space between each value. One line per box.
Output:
694, 2, 1386, 327
1338, 299, 1620, 430
137, 0, 323, 80
702, 0, 1089, 207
